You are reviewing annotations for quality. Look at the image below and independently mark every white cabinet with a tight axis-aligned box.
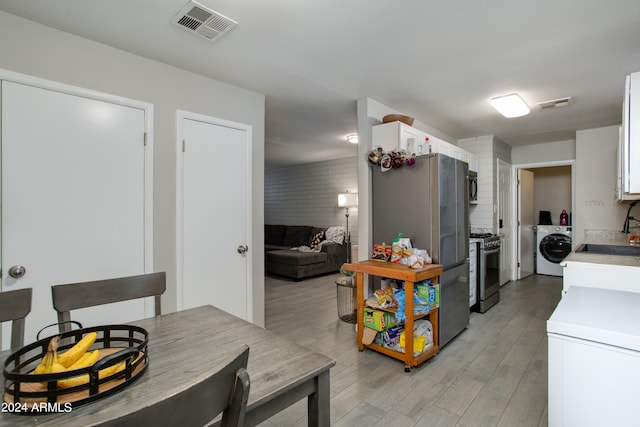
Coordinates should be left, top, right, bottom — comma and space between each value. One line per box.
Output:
618, 71, 640, 200
372, 121, 473, 163
563, 258, 640, 295
469, 153, 478, 173
469, 241, 478, 307
548, 286, 640, 426
372, 121, 429, 155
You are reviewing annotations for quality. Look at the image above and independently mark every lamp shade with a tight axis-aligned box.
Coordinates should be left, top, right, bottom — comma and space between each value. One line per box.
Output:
338, 193, 358, 208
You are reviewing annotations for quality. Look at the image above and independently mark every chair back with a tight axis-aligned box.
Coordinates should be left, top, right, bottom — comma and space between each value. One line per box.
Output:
0, 288, 32, 350
102, 344, 250, 427
51, 272, 166, 333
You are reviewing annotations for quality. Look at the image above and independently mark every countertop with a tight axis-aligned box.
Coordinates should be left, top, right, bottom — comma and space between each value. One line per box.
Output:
547, 286, 640, 351
562, 230, 640, 267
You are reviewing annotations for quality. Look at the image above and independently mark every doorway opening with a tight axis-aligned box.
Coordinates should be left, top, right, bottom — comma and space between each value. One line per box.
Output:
512, 161, 575, 280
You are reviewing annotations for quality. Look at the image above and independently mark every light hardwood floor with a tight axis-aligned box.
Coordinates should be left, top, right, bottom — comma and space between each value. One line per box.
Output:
262, 272, 562, 427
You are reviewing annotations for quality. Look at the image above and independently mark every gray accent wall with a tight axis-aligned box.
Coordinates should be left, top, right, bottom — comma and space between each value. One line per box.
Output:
265, 157, 359, 245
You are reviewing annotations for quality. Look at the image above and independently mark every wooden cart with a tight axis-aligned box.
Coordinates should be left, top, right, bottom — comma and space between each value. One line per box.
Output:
342, 260, 442, 371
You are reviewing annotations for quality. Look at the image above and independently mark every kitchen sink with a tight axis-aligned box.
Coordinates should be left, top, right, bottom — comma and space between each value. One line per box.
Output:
575, 243, 640, 256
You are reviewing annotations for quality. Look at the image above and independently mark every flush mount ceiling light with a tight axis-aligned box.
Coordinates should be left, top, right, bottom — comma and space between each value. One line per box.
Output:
346, 134, 359, 144
490, 93, 530, 118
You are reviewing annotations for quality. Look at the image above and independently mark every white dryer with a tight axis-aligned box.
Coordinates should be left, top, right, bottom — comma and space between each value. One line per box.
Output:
537, 225, 572, 276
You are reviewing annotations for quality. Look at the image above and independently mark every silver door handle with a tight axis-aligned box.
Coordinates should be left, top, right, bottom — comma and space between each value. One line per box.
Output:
237, 245, 248, 254
8, 265, 26, 279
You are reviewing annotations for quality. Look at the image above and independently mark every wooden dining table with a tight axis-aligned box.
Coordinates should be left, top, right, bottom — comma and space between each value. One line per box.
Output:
1, 305, 335, 426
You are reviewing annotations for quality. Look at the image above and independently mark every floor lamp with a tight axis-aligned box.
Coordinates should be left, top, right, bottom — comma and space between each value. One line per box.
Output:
338, 192, 358, 263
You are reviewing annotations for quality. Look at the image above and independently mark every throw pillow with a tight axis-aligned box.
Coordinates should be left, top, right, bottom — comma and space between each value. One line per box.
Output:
309, 231, 325, 250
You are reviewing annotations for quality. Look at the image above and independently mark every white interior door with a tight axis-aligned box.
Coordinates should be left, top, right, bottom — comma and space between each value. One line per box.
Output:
1, 79, 151, 349
518, 169, 535, 279
177, 112, 252, 321
497, 159, 513, 285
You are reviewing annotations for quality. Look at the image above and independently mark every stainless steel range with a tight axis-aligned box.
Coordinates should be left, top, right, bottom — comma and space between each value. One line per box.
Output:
470, 233, 500, 313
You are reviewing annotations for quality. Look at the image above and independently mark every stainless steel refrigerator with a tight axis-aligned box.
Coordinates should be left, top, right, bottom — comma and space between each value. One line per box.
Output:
372, 153, 470, 347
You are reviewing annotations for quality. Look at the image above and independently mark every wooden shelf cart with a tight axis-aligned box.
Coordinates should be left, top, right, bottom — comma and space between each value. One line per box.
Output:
342, 260, 443, 371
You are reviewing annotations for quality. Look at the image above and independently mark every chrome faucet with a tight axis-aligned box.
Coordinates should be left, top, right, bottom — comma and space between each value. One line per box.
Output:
622, 200, 639, 233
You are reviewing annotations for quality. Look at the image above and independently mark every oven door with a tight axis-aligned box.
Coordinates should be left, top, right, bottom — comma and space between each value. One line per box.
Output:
481, 246, 500, 301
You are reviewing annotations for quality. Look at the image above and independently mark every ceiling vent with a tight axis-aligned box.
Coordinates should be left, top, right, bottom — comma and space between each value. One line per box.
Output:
537, 97, 572, 110
171, 1, 237, 42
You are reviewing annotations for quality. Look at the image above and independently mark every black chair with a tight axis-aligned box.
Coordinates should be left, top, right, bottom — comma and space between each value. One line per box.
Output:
0, 288, 33, 351
102, 345, 251, 427
51, 272, 166, 333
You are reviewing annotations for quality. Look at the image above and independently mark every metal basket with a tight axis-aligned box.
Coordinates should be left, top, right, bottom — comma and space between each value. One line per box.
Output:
3, 324, 148, 413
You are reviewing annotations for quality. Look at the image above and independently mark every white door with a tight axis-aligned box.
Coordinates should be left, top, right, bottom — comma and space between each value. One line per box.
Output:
177, 111, 252, 321
497, 159, 512, 285
1, 79, 152, 349
518, 169, 535, 279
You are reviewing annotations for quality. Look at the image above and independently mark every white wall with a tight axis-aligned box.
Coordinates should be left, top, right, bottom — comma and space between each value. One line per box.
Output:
265, 157, 359, 244
0, 12, 267, 324
529, 166, 572, 225
575, 126, 629, 242
458, 136, 512, 232
511, 140, 576, 165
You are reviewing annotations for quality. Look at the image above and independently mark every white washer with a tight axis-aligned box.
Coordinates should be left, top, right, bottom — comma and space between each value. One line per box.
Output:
536, 225, 572, 276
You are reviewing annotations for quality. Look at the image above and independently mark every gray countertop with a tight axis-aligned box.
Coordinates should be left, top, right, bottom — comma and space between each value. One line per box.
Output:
563, 233, 640, 267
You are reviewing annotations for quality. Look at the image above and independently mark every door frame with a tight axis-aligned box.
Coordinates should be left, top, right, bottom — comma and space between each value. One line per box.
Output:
516, 168, 535, 279
512, 160, 576, 278
0, 67, 155, 318
497, 158, 513, 284
175, 110, 253, 319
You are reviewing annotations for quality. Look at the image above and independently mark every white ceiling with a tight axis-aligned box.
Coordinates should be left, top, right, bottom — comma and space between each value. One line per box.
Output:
1, 0, 639, 168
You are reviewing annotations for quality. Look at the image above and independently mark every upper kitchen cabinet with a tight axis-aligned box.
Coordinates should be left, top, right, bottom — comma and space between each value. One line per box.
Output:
372, 121, 429, 155
372, 121, 473, 166
617, 71, 640, 200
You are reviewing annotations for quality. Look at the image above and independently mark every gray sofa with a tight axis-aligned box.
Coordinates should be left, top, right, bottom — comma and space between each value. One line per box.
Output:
265, 224, 348, 280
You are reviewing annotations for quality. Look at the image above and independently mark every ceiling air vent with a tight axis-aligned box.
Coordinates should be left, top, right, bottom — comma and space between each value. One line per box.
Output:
171, 1, 237, 42
537, 97, 572, 110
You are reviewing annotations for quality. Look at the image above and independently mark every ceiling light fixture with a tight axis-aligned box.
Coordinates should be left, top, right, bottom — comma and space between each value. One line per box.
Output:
490, 93, 530, 118
346, 134, 359, 144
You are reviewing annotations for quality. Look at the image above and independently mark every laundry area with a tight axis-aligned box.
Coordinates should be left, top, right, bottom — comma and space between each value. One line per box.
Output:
523, 166, 573, 277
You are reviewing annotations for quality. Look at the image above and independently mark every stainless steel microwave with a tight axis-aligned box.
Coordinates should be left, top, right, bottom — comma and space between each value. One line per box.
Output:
469, 170, 478, 202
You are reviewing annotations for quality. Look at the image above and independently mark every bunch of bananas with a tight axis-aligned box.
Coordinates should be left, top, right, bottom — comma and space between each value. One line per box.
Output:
33, 332, 126, 389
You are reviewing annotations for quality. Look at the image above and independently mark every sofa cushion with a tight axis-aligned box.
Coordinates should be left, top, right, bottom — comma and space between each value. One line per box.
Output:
283, 226, 312, 247
266, 249, 328, 266
265, 224, 287, 246
265, 244, 290, 252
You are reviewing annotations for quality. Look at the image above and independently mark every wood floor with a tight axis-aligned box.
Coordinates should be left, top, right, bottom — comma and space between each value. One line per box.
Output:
261, 272, 562, 427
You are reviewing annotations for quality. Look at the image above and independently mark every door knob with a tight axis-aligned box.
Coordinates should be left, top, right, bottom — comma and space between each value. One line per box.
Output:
237, 245, 248, 254
8, 265, 26, 279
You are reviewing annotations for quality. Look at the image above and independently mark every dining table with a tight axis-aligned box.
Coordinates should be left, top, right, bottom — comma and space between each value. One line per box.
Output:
1, 305, 335, 426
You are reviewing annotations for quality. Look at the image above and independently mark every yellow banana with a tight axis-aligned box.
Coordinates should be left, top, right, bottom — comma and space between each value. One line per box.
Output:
34, 336, 66, 375
57, 359, 127, 389
68, 349, 100, 370
57, 332, 97, 368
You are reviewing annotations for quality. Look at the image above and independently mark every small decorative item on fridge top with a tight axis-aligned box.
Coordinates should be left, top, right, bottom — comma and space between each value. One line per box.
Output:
366, 147, 416, 172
